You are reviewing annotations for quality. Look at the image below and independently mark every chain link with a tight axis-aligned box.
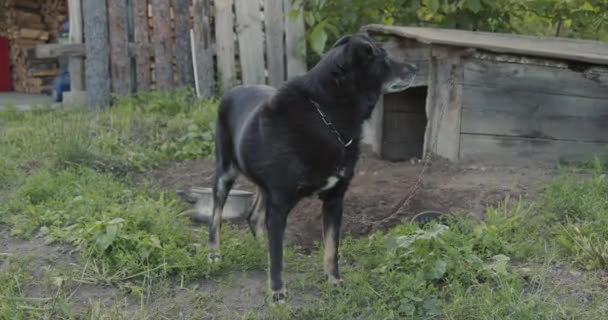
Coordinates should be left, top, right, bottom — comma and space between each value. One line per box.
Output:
367, 76, 452, 232
310, 99, 352, 148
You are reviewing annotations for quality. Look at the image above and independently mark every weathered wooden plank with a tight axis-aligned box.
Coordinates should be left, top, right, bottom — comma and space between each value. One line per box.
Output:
35, 43, 138, 59
174, 0, 194, 88
423, 46, 463, 161
363, 24, 608, 66
463, 59, 608, 99
192, 0, 214, 97
67, 0, 84, 91
108, 0, 130, 95
383, 113, 427, 141
35, 43, 86, 58
362, 95, 384, 155
83, 0, 110, 109
460, 134, 608, 163
133, 0, 151, 91
283, 0, 306, 79
235, 0, 265, 85
264, 0, 286, 87
151, 0, 174, 90
462, 107, 608, 144
461, 86, 608, 142
214, 0, 236, 90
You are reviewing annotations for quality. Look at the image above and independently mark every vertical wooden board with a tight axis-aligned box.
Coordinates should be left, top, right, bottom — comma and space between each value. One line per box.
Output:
423, 47, 463, 161
264, 0, 285, 87
283, 0, 306, 79
83, 0, 110, 109
362, 95, 383, 155
68, 0, 84, 91
108, 0, 130, 95
133, 0, 151, 91
235, 0, 265, 85
174, 0, 194, 88
192, 0, 214, 97
150, 0, 173, 90
214, 0, 236, 90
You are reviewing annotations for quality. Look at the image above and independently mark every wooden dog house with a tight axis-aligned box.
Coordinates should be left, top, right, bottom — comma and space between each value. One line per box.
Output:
362, 25, 608, 164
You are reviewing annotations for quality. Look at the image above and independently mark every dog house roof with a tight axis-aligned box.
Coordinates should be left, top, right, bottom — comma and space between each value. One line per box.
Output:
363, 24, 608, 66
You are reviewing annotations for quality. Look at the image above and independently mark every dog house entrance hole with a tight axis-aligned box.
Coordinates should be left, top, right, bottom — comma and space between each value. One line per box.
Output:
382, 86, 428, 161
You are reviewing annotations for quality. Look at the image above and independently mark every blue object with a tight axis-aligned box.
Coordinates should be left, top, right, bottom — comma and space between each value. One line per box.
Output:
51, 71, 70, 102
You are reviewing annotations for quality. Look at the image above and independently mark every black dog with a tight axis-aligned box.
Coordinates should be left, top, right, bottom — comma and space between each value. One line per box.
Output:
208, 32, 416, 302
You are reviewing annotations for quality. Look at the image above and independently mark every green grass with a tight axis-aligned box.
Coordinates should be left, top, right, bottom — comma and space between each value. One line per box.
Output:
1, 90, 608, 319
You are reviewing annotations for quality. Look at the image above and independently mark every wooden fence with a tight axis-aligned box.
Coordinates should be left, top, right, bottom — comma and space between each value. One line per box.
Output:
90, 0, 306, 107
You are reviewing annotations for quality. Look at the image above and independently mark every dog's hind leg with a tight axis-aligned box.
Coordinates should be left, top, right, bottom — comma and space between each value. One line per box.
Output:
208, 123, 238, 263
321, 193, 346, 286
246, 187, 267, 242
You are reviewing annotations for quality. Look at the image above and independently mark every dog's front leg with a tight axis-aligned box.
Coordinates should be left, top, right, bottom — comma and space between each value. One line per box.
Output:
322, 194, 345, 285
265, 196, 293, 303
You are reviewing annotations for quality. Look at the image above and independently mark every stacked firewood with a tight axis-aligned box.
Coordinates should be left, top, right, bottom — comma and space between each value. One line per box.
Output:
1, 0, 67, 94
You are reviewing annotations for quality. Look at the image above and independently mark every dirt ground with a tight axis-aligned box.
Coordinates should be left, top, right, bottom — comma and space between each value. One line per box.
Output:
146, 147, 556, 250
0, 148, 563, 318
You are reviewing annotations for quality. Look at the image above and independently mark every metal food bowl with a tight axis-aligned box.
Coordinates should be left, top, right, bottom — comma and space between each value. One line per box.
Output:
410, 210, 450, 227
177, 187, 254, 223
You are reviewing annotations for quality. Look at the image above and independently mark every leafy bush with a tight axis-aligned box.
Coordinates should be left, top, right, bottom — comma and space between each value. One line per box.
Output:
4, 167, 266, 283
293, 0, 608, 62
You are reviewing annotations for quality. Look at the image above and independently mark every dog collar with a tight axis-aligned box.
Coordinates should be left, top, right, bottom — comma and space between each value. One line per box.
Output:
309, 99, 353, 148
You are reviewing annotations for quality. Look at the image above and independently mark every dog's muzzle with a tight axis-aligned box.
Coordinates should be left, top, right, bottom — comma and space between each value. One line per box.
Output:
382, 63, 417, 94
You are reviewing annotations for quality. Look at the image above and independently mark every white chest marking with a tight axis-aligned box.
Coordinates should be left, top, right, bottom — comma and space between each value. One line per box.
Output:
319, 176, 340, 192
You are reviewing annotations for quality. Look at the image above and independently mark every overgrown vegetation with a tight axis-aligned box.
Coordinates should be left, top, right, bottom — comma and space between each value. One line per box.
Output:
1, 92, 608, 318
293, 0, 608, 59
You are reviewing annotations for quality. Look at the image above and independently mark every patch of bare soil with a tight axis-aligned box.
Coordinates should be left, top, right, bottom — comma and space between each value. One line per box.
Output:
143, 147, 556, 250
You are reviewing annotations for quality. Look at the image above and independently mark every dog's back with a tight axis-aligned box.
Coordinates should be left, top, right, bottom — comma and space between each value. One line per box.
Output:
217, 85, 276, 139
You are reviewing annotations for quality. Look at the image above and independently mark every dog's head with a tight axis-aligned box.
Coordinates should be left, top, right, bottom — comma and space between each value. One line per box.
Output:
324, 32, 417, 94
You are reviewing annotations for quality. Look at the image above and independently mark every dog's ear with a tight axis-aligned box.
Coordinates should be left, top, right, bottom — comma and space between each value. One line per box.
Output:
330, 35, 351, 49
354, 41, 374, 63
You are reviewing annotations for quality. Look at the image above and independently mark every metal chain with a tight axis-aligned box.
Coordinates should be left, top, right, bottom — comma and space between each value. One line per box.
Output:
367, 76, 452, 232
310, 99, 353, 148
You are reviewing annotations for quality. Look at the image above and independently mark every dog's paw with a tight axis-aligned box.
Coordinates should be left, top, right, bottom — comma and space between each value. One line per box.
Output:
271, 288, 288, 304
327, 275, 344, 287
208, 253, 221, 264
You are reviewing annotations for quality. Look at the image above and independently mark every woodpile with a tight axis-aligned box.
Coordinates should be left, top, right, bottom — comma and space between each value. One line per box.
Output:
0, 0, 67, 94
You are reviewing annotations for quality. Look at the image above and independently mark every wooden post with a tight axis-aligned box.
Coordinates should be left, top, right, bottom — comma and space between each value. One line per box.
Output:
150, 0, 173, 90
424, 46, 464, 161
283, 0, 307, 79
235, 0, 265, 85
174, 0, 194, 88
133, 0, 151, 91
83, 0, 110, 109
63, 0, 86, 107
192, 0, 215, 97
108, 0, 131, 95
214, 0, 235, 90
264, 0, 286, 87
67, 0, 84, 91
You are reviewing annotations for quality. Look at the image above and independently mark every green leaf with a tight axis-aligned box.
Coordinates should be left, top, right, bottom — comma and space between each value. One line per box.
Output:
422, 298, 441, 315
467, 0, 482, 13
96, 224, 119, 252
398, 301, 416, 316
310, 23, 328, 56
428, 0, 440, 13
429, 259, 447, 279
